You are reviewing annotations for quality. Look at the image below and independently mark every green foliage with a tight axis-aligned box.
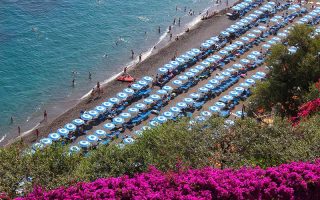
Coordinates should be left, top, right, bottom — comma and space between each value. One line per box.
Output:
1, 115, 320, 197
249, 25, 320, 116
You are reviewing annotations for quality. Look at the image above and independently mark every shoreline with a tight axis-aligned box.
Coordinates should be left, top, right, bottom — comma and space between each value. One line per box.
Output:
3, 1, 238, 147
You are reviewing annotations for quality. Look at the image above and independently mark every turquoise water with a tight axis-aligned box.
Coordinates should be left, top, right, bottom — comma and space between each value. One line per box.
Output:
0, 0, 217, 139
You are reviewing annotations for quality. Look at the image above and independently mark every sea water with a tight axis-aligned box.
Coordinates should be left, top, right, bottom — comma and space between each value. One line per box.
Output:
0, 0, 227, 142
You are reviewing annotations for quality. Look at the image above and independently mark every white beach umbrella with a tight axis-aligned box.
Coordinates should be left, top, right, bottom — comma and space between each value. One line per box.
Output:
267, 40, 276, 45
247, 54, 257, 61
40, 138, 52, 147
57, 128, 69, 137
163, 111, 174, 119
134, 130, 143, 136
113, 117, 125, 125
69, 146, 81, 153
172, 80, 183, 86
257, 26, 267, 31
230, 25, 240, 30
104, 123, 115, 130
256, 72, 266, 77
201, 61, 210, 67
143, 98, 154, 105
183, 98, 194, 105
170, 60, 180, 67
226, 28, 236, 33
137, 80, 148, 87
143, 76, 153, 83
204, 83, 215, 90
212, 55, 222, 60
102, 102, 114, 110
157, 89, 168, 96
189, 68, 200, 75
232, 63, 243, 69
226, 68, 236, 73
81, 113, 93, 121
120, 112, 131, 121
198, 87, 209, 93
170, 107, 181, 114
206, 58, 216, 64
219, 50, 228, 56
192, 48, 201, 54
196, 65, 205, 71
187, 51, 196, 57
239, 82, 250, 88
185, 72, 195, 78
195, 116, 206, 123
178, 75, 188, 82
87, 135, 99, 143
272, 37, 281, 43
201, 111, 212, 118
109, 97, 120, 104
229, 91, 240, 97
210, 36, 219, 42
48, 133, 61, 141
209, 79, 219, 85
252, 74, 263, 80
209, 106, 220, 113
262, 44, 271, 49
158, 67, 168, 74
73, 118, 85, 126
234, 41, 244, 47
88, 110, 99, 118
235, 87, 245, 93
65, 123, 76, 132
246, 79, 256, 85
241, 37, 250, 43
150, 94, 161, 101
123, 138, 135, 145
156, 116, 167, 124
215, 102, 226, 108
176, 57, 185, 65
221, 71, 231, 77
225, 119, 235, 126
251, 29, 262, 35
189, 93, 200, 99
201, 43, 211, 48
95, 130, 107, 138
240, 59, 250, 65
247, 33, 256, 39
177, 102, 187, 109
162, 85, 173, 92
164, 64, 174, 70
95, 105, 106, 114
131, 83, 142, 90
117, 92, 128, 100
128, 107, 139, 115
251, 51, 261, 57
215, 75, 225, 81
220, 31, 230, 37
254, 10, 263, 15
206, 39, 215, 44
235, 111, 247, 118
33, 143, 44, 150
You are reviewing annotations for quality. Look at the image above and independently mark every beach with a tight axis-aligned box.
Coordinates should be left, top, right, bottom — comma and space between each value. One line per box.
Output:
3, 1, 240, 146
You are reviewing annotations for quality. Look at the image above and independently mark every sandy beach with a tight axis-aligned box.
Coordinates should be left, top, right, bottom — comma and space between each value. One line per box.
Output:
4, 2, 241, 147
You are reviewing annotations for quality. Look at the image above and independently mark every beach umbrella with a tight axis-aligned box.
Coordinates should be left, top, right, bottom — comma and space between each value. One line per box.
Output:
102, 102, 114, 110
256, 72, 266, 77
209, 106, 220, 113
195, 65, 205, 71
178, 75, 188, 82
240, 59, 250, 65
204, 83, 215, 90
206, 39, 215, 44
215, 101, 226, 108
257, 26, 267, 31
235, 87, 245, 92
162, 85, 173, 92
240, 19, 249, 25
212, 55, 222, 60
219, 50, 228, 56
249, 14, 258, 19
81, 113, 93, 121
268, 40, 276, 45
251, 29, 262, 35
158, 67, 168, 74
192, 48, 201, 54
194, 116, 206, 123
230, 25, 240, 30
113, 117, 125, 125
235, 22, 245, 27
95, 106, 106, 113
225, 119, 235, 126
221, 95, 233, 102
183, 98, 194, 105
252, 74, 263, 80
170, 60, 180, 67
239, 82, 250, 88
209, 79, 219, 85
234, 41, 244, 47
33, 143, 44, 150
220, 31, 230, 37
170, 107, 181, 114
232, 63, 243, 69
201, 43, 211, 48
143, 98, 154, 105
157, 89, 167, 96
235, 111, 247, 118
198, 87, 209, 93
141, 126, 151, 132
117, 92, 128, 100
150, 94, 161, 101
57, 128, 69, 137
226, 68, 236, 73
65, 123, 76, 132
189, 93, 200, 99
189, 68, 200, 75
109, 97, 120, 104
156, 116, 167, 124
221, 71, 231, 77
143, 76, 153, 83
172, 80, 183, 86
288, 46, 297, 54
164, 64, 174, 70
262, 44, 271, 50
246, 79, 255, 85
201, 111, 212, 118
232, 6, 241, 11
215, 75, 225, 81
120, 112, 131, 121
229, 90, 239, 97
272, 37, 281, 43
267, 1, 276, 6
224, 46, 234, 53
187, 51, 196, 57
247, 54, 257, 61
251, 51, 261, 57
206, 58, 216, 64
79, 140, 91, 148
73, 118, 85, 126
247, 33, 256, 39
177, 102, 188, 109
176, 57, 185, 64
210, 36, 220, 42
48, 133, 61, 141
270, 18, 279, 24
163, 111, 174, 119
69, 146, 81, 153
123, 138, 135, 145
88, 110, 99, 118
185, 72, 195, 78
134, 130, 143, 136
40, 138, 52, 147
104, 123, 115, 130
254, 10, 263, 15
226, 28, 236, 33
137, 80, 148, 87
201, 61, 210, 67
277, 32, 287, 38
128, 107, 139, 115
95, 130, 107, 138
241, 37, 250, 43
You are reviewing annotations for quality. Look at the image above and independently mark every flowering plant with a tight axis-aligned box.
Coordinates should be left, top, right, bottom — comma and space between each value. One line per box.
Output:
291, 98, 320, 126
18, 160, 320, 200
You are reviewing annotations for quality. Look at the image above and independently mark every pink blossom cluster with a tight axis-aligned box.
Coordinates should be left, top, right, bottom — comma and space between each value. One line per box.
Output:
18, 160, 320, 200
291, 98, 320, 126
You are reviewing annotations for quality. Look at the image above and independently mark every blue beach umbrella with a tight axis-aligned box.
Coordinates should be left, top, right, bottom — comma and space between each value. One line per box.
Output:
229, 91, 239, 97
187, 51, 196, 57
123, 138, 135, 145
239, 82, 250, 88
157, 89, 167, 96
201, 61, 210, 67
149, 120, 159, 127
156, 116, 167, 124
204, 83, 215, 90
240, 59, 250, 65
249, 14, 258, 19
40, 138, 52, 147
183, 98, 194, 105
241, 37, 250, 43
272, 37, 281, 43
240, 19, 249, 25
215, 75, 225, 81
185, 72, 195, 78
120, 112, 131, 121
230, 44, 238, 50
143, 98, 154, 105
209, 79, 219, 85
201, 111, 212, 118
95, 105, 106, 113
163, 111, 174, 119
150, 94, 161, 100
189, 68, 200, 75
198, 87, 209, 93
224, 46, 234, 53
134, 130, 143, 136
170, 60, 180, 67
109, 97, 120, 104
104, 123, 115, 130
158, 67, 168, 74
137, 80, 148, 87
221, 95, 233, 102
209, 106, 220, 113
162, 85, 173, 92
252, 74, 263, 80
230, 25, 239, 30
178, 75, 188, 82
232, 6, 241, 11
81, 113, 92, 121
256, 72, 266, 77
33, 143, 44, 150
113, 117, 124, 125
69, 146, 81, 153
128, 107, 139, 115
233, 63, 243, 69
88, 110, 99, 118
235, 41, 244, 47
220, 31, 230, 37
170, 107, 181, 114
189, 93, 200, 99
206, 39, 215, 44
201, 43, 211, 48
226, 28, 236, 33
268, 40, 276, 45
215, 102, 226, 108
65, 123, 76, 131
252, 29, 262, 35
194, 116, 205, 123
164, 64, 174, 70
48, 133, 61, 141
143, 76, 153, 83
270, 18, 279, 24
206, 58, 215, 64
262, 44, 271, 49
210, 36, 219, 42
277, 32, 287, 38
79, 140, 91, 148
221, 71, 231, 77
235, 87, 245, 92
247, 54, 257, 61
172, 79, 183, 86
257, 25, 267, 31
177, 102, 187, 109
57, 128, 69, 137
176, 57, 185, 64
251, 51, 261, 56
235, 111, 247, 118
219, 50, 228, 56
102, 101, 114, 110
95, 130, 107, 138
254, 10, 263, 15
192, 48, 201, 54
131, 83, 143, 90
73, 118, 85, 126
235, 22, 245, 27
246, 79, 256, 85
196, 65, 205, 71
226, 68, 236, 73
212, 55, 222, 60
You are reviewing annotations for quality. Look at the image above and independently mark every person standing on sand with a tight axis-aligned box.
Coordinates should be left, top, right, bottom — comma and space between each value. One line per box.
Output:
124, 66, 128, 75
35, 129, 39, 139
131, 50, 134, 59
139, 54, 142, 62
170, 33, 173, 40
18, 126, 21, 136
168, 25, 172, 33
44, 110, 48, 121
173, 18, 176, 25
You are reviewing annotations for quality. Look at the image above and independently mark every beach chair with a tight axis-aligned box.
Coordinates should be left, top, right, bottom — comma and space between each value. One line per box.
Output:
194, 101, 205, 110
